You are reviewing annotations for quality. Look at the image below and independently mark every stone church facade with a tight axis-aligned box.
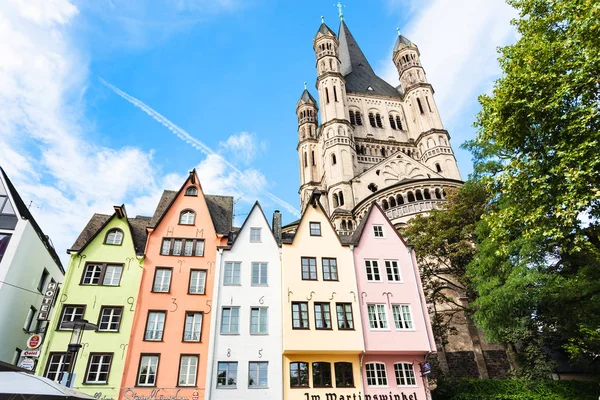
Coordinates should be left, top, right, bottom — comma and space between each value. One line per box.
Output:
289, 18, 510, 379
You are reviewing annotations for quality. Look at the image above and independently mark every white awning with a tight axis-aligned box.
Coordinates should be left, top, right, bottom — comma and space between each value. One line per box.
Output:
0, 372, 95, 399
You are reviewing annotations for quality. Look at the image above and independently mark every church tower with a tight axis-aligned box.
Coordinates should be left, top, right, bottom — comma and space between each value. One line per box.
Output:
393, 32, 461, 180
296, 87, 320, 209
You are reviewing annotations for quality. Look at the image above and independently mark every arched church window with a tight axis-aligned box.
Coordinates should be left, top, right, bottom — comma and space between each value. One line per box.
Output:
442, 189, 447, 198
331, 154, 337, 165
326, 88, 330, 104
333, 86, 338, 102
407, 191, 415, 202
368, 113, 376, 127
435, 189, 442, 199
396, 116, 403, 130
397, 194, 404, 205
338, 192, 344, 206
416, 190, 424, 201
341, 220, 347, 230
311, 151, 316, 166
382, 199, 389, 210
435, 163, 442, 173
355, 111, 363, 126
417, 98, 425, 114
304, 152, 308, 167
424, 189, 431, 200
349, 111, 356, 125
389, 197, 397, 208
381, 148, 386, 157
333, 193, 339, 208
368, 183, 378, 193
426, 96, 433, 112
389, 115, 397, 130
375, 113, 383, 128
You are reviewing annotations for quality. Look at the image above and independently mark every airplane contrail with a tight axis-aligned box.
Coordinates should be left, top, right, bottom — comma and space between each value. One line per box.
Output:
99, 78, 301, 218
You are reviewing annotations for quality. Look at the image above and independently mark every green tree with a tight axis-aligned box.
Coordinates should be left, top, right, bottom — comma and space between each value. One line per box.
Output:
464, 0, 600, 371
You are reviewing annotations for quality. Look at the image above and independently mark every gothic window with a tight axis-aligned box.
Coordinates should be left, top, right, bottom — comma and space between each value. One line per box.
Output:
326, 88, 330, 104
435, 163, 442, 173
368, 183, 378, 193
347, 221, 353, 230
349, 111, 356, 125
435, 188, 442, 199
340, 220, 347, 230
389, 115, 397, 130
396, 116, 403, 130
397, 194, 404, 205
407, 191, 415, 202
338, 192, 344, 206
304, 152, 307, 168
368, 113, 376, 127
375, 113, 383, 128
389, 197, 396, 208
312, 151, 316, 166
333, 194, 339, 208
381, 148, 386, 157
355, 111, 363, 126
426, 96, 433, 112
382, 200, 389, 210
416, 190, 424, 201
331, 154, 337, 165
333, 86, 338, 102
424, 189, 431, 200
417, 98, 424, 114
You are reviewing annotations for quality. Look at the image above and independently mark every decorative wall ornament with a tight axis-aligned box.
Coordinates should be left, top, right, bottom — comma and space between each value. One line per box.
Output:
119, 343, 128, 359
382, 291, 394, 307
177, 259, 185, 273
126, 257, 134, 270
288, 289, 293, 303
360, 291, 368, 305
127, 297, 135, 312
171, 297, 178, 312
306, 291, 315, 301
76, 254, 86, 269
350, 291, 357, 302
329, 292, 336, 300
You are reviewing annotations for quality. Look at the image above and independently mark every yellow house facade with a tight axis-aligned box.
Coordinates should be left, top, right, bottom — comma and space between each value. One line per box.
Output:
282, 192, 365, 400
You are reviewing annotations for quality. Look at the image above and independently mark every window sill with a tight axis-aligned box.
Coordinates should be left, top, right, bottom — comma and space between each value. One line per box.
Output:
249, 333, 269, 336
220, 332, 240, 335
96, 330, 120, 333
291, 386, 310, 389
216, 386, 238, 389
143, 339, 165, 342
188, 292, 207, 295
248, 386, 269, 389
82, 382, 108, 386
223, 284, 242, 286
250, 284, 269, 287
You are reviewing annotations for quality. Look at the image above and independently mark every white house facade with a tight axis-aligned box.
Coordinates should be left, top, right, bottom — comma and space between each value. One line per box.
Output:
0, 167, 64, 366
206, 202, 283, 400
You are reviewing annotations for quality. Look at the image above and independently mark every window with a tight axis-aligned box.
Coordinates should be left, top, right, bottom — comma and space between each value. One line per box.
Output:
366, 363, 388, 387
338, 192, 344, 206
152, 268, 172, 292
365, 260, 381, 281
189, 270, 207, 294
325, 87, 330, 103
333, 86, 338, 102
322, 258, 338, 281
98, 307, 123, 332
335, 362, 354, 387
368, 183, 378, 193
0, 233, 12, 263
392, 305, 413, 330
394, 362, 417, 386
368, 304, 388, 329
250, 227, 261, 242
85, 353, 112, 384
179, 355, 198, 386
145, 311, 166, 341
250, 307, 268, 334
314, 303, 332, 330
104, 229, 123, 245
375, 113, 383, 128
331, 154, 337, 165
290, 362, 309, 387
184, 312, 203, 342
309, 222, 321, 236
368, 112, 376, 127
349, 110, 356, 125
301, 257, 317, 280
0, 193, 17, 230
44, 352, 73, 382
38, 269, 49, 293
385, 260, 401, 282
249, 362, 268, 388
221, 307, 240, 334
23, 306, 36, 332
291, 302, 309, 329
312, 362, 332, 387
137, 355, 159, 386
312, 151, 316, 166
396, 115, 403, 130
58, 305, 85, 330
81, 263, 123, 286
389, 115, 397, 130
13, 348, 22, 365
217, 362, 238, 387
185, 187, 198, 196
435, 163, 442, 173
160, 238, 204, 257
251, 262, 268, 286
417, 98, 424, 114
355, 111, 363, 126
373, 225, 384, 238
304, 152, 308, 167
224, 262, 241, 285
336, 303, 354, 330
179, 210, 196, 225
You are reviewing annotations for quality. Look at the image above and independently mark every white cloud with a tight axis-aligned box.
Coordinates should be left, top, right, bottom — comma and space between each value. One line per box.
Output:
379, 0, 517, 125
219, 131, 267, 165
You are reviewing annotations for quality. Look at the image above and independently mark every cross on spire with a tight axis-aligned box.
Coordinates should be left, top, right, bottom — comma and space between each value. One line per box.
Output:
397, 27, 401, 36
321, 15, 324, 23
335, 2, 345, 20
304, 82, 307, 90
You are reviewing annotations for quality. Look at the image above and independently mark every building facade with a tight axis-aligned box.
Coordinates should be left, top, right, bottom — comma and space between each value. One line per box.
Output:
281, 192, 364, 400
0, 167, 64, 366
206, 202, 283, 400
36, 205, 148, 399
120, 171, 233, 400
352, 204, 435, 400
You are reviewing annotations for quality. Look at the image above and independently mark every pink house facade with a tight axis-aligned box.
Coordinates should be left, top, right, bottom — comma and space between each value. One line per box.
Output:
352, 204, 435, 400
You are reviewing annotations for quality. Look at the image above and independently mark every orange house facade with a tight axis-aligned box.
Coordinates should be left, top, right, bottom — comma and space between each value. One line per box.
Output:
120, 171, 232, 400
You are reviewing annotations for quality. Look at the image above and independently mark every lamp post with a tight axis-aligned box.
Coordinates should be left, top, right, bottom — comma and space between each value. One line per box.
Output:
62, 318, 98, 388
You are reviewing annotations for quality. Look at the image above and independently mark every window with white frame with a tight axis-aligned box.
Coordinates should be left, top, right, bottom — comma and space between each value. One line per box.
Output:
248, 361, 268, 387
152, 268, 172, 292
373, 225, 384, 238
105, 229, 123, 245
82, 264, 102, 285
250, 307, 268, 334
392, 304, 413, 330
385, 260, 401, 282
103, 265, 123, 286
220, 307, 240, 334
85, 353, 112, 384
394, 362, 416, 386
224, 262, 241, 285
44, 352, 73, 382
160, 238, 204, 256
366, 362, 388, 386
367, 304, 388, 329
98, 307, 122, 332
250, 227, 261, 242
251, 262, 267, 286
178, 355, 198, 386
185, 186, 198, 196
81, 263, 123, 286
59, 305, 85, 330
365, 260, 381, 281
179, 210, 196, 225
189, 270, 207, 294
137, 355, 159, 386
217, 362, 238, 387
144, 311, 166, 341
184, 312, 203, 342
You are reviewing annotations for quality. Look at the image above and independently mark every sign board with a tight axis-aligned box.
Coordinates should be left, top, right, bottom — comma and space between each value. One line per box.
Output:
27, 334, 42, 349
22, 349, 41, 358
192, 391, 199, 400
38, 281, 58, 320
18, 358, 35, 371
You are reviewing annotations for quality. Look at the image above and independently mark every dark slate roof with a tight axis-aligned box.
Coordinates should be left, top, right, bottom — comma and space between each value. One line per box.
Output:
299, 89, 318, 106
150, 190, 233, 235
316, 22, 336, 38
393, 34, 417, 53
128, 216, 151, 255
338, 21, 401, 98
69, 213, 111, 252
0, 167, 64, 273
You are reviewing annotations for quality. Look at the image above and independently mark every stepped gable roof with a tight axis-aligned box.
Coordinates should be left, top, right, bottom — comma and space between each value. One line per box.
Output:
338, 20, 401, 99
150, 189, 233, 235
0, 167, 64, 273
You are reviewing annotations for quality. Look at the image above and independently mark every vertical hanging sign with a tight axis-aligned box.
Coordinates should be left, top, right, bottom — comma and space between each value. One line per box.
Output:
37, 281, 58, 320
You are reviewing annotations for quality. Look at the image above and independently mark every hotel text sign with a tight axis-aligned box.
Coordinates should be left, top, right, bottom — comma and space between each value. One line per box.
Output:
37, 282, 58, 320
304, 392, 419, 400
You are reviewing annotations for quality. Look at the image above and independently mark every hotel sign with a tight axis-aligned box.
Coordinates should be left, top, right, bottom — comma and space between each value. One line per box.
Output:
37, 281, 58, 320
303, 392, 419, 400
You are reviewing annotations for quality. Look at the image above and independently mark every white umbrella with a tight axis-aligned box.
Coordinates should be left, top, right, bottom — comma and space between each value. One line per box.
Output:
0, 372, 95, 400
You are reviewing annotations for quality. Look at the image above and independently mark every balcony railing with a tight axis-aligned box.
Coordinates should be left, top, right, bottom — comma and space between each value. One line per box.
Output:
383, 199, 444, 220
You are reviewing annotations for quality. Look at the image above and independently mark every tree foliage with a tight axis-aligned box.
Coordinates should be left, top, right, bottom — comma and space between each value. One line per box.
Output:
464, 0, 600, 370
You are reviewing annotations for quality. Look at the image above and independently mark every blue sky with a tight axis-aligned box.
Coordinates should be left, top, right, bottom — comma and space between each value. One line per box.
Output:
0, 0, 516, 265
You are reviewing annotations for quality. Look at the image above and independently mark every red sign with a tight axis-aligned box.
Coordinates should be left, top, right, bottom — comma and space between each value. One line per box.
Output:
27, 334, 42, 349
192, 391, 199, 400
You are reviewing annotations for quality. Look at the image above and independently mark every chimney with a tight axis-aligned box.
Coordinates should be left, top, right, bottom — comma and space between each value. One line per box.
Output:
272, 210, 282, 246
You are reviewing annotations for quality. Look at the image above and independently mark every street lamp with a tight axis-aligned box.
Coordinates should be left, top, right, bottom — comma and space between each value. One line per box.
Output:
61, 318, 98, 388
